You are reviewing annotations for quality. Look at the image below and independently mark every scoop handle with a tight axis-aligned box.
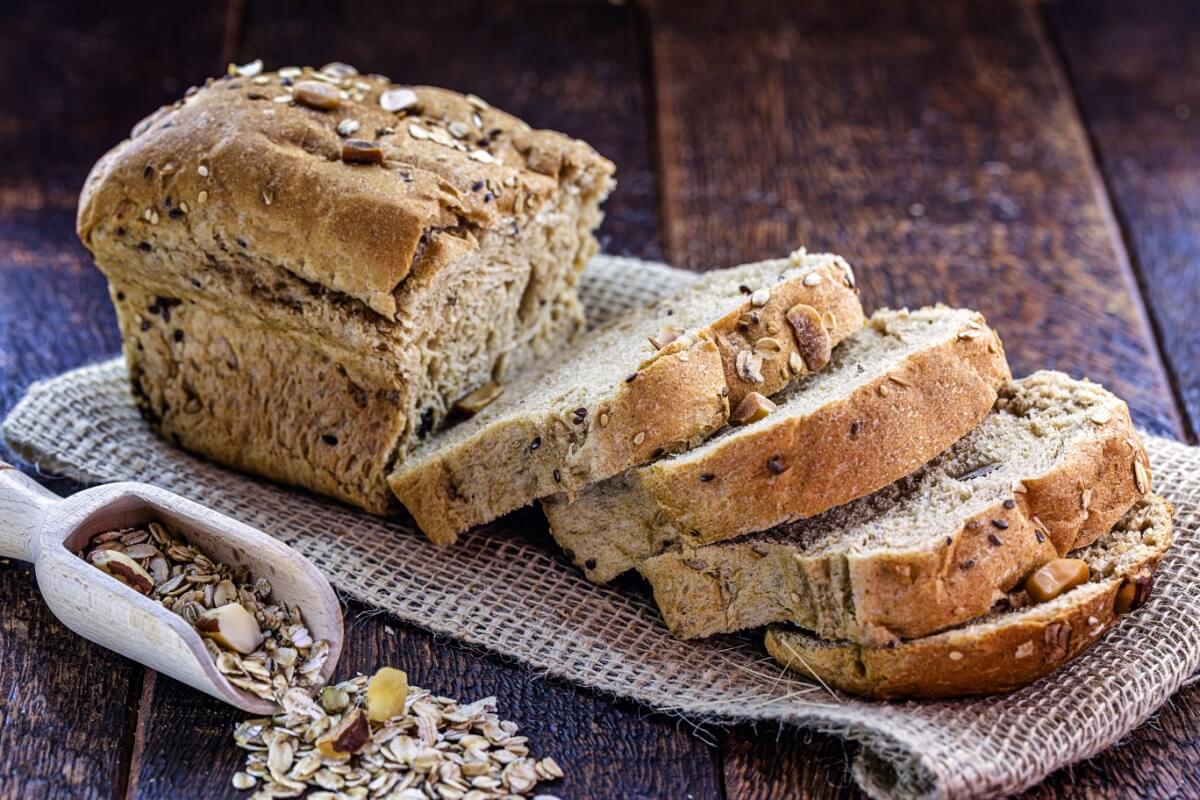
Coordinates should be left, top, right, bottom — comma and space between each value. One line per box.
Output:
0, 461, 57, 561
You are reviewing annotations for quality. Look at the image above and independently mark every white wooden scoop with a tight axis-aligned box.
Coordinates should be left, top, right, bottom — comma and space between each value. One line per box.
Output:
0, 461, 343, 713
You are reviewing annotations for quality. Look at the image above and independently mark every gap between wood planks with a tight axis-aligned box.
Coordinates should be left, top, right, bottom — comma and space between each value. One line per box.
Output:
1038, 2, 1197, 445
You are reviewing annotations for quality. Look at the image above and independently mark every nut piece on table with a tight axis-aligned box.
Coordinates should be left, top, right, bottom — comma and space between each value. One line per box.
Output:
88, 549, 155, 595
1024, 558, 1090, 603
316, 708, 370, 757
366, 667, 409, 722
196, 603, 264, 655
730, 391, 776, 426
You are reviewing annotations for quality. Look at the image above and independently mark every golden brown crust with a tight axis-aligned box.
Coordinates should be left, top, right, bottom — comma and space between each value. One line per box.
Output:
709, 262, 866, 405
388, 257, 865, 545
765, 495, 1173, 698
77, 65, 614, 319
639, 373, 1151, 644
545, 309, 1011, 583
388, 335, 730, 545
647, 314, 1010, 545
76, 62, 613, 514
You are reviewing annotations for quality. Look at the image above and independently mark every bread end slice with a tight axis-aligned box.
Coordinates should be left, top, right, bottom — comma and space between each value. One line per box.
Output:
640, 371, 1152, 644
389, 250, 864, 544
765, 493, 1173, 698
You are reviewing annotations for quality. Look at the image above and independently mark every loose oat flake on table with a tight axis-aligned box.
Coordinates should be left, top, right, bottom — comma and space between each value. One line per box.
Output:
79, 522, 564, 799
232, 671, 564, 799
78, 520, 331, 702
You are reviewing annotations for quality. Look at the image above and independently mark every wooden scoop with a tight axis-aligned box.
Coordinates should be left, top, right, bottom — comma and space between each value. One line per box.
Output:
0, 461, 343, 713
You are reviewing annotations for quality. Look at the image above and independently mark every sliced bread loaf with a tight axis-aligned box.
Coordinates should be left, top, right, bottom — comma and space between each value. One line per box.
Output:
78, 65, 617, 515
388, 250, 865, 544
637, 372, 1152, 645
544, 306, 1011, 582
765, 493, 1173, 698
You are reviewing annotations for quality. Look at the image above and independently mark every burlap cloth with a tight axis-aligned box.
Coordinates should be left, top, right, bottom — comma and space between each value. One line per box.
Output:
5, 255, 1200, 799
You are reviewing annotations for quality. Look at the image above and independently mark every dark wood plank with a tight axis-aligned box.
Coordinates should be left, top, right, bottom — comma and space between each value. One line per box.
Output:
644, 0, 1187, 796
0, 3, 228, 798
645, 0, 1183, 439
130, 598, 723, 799
0, 561, 141, 800
723, 726, 860, 800
1047, 0, 1200, 441
127, 2, 717, 798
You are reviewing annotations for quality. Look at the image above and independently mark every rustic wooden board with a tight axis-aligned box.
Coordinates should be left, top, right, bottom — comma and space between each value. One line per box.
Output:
1048, 0, 1200, 442
0, 2, 226, 798
0, 562, 140, 800
645, 0, 1183, 439
3, 0, 1199, 798
644, 0, 1189, 796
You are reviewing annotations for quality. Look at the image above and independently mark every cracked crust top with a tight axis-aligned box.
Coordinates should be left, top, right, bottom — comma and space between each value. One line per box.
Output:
77, 61, 615, 319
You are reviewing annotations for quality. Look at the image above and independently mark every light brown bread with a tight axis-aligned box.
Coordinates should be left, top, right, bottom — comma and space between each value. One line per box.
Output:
544, 306, 1011, 582
765, 493, 1173, 698
77, 62, 615, 514
388, 251, 865, 544
638, 372, 1152, 645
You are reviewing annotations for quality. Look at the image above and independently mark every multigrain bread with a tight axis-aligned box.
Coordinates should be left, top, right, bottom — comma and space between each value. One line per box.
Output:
77, 61, 615, 514
765, 494, 1173, 698
544, 306, 1011, 582
638, 372, 1153, 645
388, 250, 866, 544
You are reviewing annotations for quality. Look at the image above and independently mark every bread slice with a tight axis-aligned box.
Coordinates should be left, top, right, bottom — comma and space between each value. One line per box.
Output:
765, 493, 1173, 698
544, 306, 1011, 582
77, 64, 616, 514
638, 372, 1152, 645
388, 250, 865, 544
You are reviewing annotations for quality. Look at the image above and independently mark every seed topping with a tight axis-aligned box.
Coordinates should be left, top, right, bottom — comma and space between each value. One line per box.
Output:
294, 80, 341, 110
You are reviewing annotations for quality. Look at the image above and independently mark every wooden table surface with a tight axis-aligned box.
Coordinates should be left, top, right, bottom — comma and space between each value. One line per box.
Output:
2, 0, 1199, 797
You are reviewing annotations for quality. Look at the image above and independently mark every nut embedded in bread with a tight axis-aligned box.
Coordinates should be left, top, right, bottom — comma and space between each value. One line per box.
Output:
764, 494, 1173, 698
76, 62, 616, 514
387, 250, 866, 544
544, 306, 1012, 582
638, 371, 1153, 645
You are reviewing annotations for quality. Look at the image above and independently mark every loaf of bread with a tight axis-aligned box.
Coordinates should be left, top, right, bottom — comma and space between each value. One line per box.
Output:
765, 493, 1172, 698
388, 250, 865, 544
76, 62, 615, 513
638, 372, 1152, 645
544, 306, 1011, 582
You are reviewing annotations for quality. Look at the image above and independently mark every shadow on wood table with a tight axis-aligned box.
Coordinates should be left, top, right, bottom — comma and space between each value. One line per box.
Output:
1, 1, 1198, 797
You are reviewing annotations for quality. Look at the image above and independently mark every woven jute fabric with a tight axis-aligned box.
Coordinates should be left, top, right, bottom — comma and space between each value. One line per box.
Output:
6, 255, 1200, 799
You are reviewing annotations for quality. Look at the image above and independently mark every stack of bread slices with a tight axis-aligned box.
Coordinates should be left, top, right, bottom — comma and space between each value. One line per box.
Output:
390, 250, 1169, 699
79, 65, 1169, 699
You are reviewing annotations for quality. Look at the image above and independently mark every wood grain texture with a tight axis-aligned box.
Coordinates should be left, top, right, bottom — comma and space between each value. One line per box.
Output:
1047, 0, 1200, 442
645, 0, 1182, 438
645, 0, 1186, 797
130, 597, 724, 800
2, 0, 1198, 798
0, 3, 226, 798
0, 561, 141, 800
